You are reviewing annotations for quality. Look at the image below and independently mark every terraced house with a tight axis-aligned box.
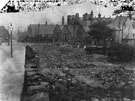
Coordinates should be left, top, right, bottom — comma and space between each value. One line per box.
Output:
24, 16, 87, 43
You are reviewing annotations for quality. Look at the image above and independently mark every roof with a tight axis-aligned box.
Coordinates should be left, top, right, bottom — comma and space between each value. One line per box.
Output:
108, 15, 128, 30
61, 25, 71, 34
29, 24, 56, 35
54, 24, 62, 33
28, 24, 87, 38
60, 25, 76, 37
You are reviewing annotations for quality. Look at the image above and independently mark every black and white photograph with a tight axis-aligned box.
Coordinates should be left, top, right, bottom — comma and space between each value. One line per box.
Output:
0, 0, 135, 101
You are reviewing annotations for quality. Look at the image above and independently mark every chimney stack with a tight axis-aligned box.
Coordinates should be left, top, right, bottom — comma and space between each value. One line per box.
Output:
45, 20, 47, 25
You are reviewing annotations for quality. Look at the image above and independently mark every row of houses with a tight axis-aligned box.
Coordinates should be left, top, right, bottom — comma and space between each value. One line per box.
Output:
19, 11, 113, 43
17, 12, 135, 48
0, 12, 135, 48
20, 16, 87, 43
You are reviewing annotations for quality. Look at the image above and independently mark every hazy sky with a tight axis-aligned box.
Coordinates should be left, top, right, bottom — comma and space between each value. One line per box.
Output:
0, 0, 9, 10
0, 2, 116, 39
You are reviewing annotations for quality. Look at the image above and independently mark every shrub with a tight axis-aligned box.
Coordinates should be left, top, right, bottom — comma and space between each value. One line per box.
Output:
107, 44, 135, 63
58, 46, 73, 54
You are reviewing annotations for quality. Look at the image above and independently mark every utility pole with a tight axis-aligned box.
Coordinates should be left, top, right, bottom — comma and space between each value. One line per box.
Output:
53, 34, 55, 47
9, 23, 13, 57
8, 33, 10, 45
35, 26, 36, 43
38, 23, 40, 43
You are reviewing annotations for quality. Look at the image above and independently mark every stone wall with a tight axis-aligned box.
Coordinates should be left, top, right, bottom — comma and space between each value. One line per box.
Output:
21, 45, 49, 101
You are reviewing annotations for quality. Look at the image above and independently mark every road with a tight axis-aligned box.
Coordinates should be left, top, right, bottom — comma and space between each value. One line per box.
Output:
0, 41, 25, 101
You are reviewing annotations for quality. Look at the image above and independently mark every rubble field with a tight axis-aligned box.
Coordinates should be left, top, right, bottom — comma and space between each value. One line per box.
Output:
28, 43, 135, 100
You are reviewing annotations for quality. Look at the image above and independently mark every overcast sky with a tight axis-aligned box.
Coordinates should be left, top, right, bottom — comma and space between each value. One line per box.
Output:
0, 2, 116, 39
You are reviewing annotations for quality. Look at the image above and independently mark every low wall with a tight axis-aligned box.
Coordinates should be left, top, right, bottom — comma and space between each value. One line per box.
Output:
21, 45, 49, 101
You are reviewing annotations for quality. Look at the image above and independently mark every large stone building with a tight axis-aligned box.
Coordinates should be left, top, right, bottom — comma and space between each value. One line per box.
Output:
67, 11, 113, 32
108, 15, 135, 48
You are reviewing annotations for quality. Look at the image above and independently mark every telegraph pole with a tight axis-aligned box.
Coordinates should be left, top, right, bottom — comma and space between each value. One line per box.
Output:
38, 23, 40, 43
11, 28, 13, 57
9, 23, 13, 57
35, 26, 36, 43
8, 33, 10, 45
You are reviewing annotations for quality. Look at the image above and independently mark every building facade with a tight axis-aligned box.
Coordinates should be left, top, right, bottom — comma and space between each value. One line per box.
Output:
108, 15, 135, 48
22, 16, 87, 43
0, 26, 9, 44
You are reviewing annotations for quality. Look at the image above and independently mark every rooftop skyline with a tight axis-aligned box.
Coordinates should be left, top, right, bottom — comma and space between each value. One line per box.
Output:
0, 2, 116, 39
